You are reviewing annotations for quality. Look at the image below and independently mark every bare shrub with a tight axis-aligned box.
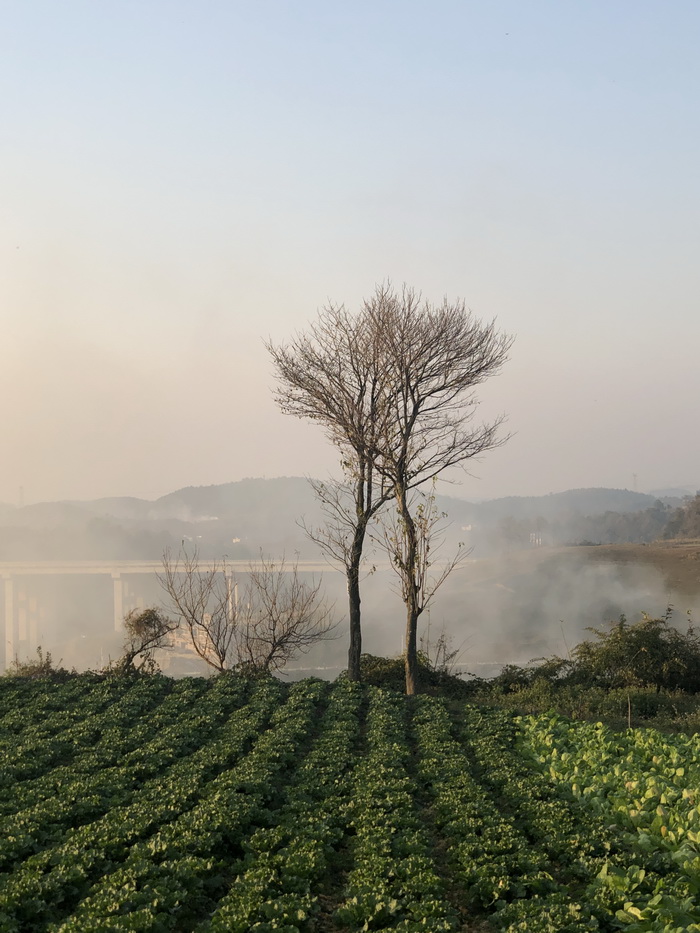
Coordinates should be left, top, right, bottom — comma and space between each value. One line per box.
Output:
159, 547, 336, 674
118, 607, 179, 675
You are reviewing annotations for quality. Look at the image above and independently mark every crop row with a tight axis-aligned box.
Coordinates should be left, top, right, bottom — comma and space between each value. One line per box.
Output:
413, 697, 599, 931
49, 678, 329, 931
0, 678, 150, 786
0, 678, 107, 739
0, 677, 199, 815
0, 677, 249, 869
335, 687, 456, 931
0, 677, 286, 931
202, 679, 364, 931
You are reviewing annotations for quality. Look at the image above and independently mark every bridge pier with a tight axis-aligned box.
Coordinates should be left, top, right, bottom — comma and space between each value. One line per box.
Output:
112, 573, 123, 632
112, 575, 145, 631
28, 597, 38, 655
225, 572, 238, 621
2, 579, 43, 670
3, 575, 14, 670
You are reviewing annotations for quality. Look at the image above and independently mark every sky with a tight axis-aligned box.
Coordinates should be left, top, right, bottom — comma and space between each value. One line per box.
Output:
2, 1, 699, 505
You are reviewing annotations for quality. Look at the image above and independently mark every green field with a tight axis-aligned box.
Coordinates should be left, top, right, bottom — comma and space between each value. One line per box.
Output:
1, 675, 700, 932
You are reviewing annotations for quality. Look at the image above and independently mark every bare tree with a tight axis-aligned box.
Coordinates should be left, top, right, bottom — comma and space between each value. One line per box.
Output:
378, 486, 468, 691
158, 547, 236, 673
419, 618, 468, 679
119, 607, 179, 674
158, 547, 336, 674
269, 283, 511, 693
236, 554, 337, 672
367, 286, 512, 693
267, 297, 394, 681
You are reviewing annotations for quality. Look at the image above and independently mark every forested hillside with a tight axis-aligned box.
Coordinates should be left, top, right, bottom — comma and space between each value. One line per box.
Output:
664, 494, 700, 540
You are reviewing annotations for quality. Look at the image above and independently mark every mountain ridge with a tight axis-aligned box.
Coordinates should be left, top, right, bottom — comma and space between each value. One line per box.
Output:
0, 479, 689, 560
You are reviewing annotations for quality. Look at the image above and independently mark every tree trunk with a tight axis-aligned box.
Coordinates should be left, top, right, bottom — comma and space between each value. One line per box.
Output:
396, 485, 421, 696
404, 604, 419, 695
347, 568, 362, 681
346, 522, 366, 682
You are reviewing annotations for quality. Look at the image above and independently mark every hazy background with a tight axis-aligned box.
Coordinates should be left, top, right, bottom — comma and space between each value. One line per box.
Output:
10, 547, 697, 679
1, 479, 698, 674
2, 1, 699, 506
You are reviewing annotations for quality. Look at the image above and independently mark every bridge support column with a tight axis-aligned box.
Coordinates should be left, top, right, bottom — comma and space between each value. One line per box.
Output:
3, 575, 14, 671
225, 573, 238, 622
112, 573, 123, 632
17, 584, 27, 647
28, 597, 38, 654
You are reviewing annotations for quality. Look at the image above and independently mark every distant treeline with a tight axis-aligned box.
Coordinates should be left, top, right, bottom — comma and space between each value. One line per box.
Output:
487, 500, 672, 548
663, 493, 700, 540
484, 493, 700, 549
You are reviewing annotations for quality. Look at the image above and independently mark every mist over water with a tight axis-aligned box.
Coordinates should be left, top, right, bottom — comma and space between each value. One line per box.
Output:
295, 553, 700, 678
4, 549, 698, 679
439, 557, 692, 671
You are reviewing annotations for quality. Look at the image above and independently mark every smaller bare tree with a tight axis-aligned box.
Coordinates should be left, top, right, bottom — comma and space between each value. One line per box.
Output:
419, 618, 470, 677
119, 607, 179, 674
237, 554, 337, 673
158, 547, 336, 674
378, 486, 469, 692
158, 548, 236, 673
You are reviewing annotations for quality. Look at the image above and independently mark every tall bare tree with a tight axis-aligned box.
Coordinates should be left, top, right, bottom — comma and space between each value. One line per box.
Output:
267, 297, 394, 681
269, 284, 511, 692
367, 286, 512, 693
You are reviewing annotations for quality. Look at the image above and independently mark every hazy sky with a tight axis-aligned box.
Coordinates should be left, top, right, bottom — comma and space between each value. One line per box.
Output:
2, 1, 699, 505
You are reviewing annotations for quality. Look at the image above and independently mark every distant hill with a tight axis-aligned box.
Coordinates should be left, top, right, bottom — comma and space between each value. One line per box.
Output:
151, 477, 317, 523
0, 479, 322, 560
2, 501, 95, 531
0, 480, 691, 560
649, 486, 699, 500
87, 497, 154, 521
473, 488, 658, 522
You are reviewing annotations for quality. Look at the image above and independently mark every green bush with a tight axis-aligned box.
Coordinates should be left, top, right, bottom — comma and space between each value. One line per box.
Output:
571, 608, 700, 693
475, 677, 700, 732
3, 646, 74, 681
484, 609, 700, 699
338, 653, 479, 698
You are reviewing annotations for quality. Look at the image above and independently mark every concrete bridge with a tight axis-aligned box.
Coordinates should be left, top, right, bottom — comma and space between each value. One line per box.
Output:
0, 559, 336, 672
